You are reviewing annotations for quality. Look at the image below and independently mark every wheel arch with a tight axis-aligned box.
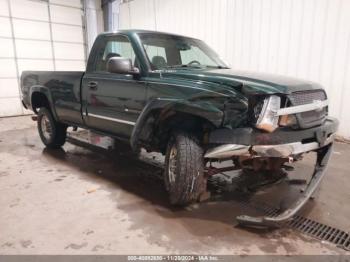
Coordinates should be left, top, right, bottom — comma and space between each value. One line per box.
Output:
30, 86, 58, 120
130, 98, 223, 153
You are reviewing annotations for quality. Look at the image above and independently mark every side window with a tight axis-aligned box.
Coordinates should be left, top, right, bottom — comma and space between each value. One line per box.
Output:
94, 35, 138, 72
144, 44, 167, 69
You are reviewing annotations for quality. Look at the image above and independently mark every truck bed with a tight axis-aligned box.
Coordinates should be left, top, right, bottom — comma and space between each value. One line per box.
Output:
21, 71, 85, 125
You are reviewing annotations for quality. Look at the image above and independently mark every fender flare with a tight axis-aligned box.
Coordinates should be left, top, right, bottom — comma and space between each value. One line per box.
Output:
130, 98, 223, 150
29, 85, 59, 121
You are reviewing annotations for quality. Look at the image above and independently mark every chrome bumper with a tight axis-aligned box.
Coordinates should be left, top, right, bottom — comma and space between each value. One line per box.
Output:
204, 125, 336, 227
205, 133, 335, 159
236, 143, 333, 227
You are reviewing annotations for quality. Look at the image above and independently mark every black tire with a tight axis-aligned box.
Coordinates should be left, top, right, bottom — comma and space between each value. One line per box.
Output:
37, 107, 67, 149
164, 132, 206, 206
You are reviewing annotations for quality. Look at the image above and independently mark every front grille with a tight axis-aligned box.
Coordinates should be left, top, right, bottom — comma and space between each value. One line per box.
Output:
289, 90, 326, 105
288, 90, 327, 129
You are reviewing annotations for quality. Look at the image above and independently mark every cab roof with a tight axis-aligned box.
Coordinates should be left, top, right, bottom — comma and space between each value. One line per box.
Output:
99, 29, 198, 40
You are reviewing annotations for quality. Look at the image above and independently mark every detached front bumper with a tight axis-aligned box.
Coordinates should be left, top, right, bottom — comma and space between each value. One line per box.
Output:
236, 143, 333, 227
205, 117, 338, 227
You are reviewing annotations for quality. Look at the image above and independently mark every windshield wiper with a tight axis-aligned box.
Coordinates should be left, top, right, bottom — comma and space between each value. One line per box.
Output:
206, 65, 230, 69
162, 64, 229, 70
164, 64, 203, 69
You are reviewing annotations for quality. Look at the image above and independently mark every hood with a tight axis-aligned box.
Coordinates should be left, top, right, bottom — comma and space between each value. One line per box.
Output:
160, 68, 323, 95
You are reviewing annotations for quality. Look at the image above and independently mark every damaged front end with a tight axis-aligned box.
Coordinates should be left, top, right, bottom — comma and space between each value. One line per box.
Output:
235, 143, 333, 227
204, 89, 339, 227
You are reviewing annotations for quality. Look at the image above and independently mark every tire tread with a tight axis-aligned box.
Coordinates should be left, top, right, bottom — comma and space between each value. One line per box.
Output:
37, 107, 67, 148
164, 132, 205, 206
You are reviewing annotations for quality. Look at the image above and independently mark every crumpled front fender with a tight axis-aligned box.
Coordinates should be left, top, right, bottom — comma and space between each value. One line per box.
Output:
130, 98, 224, 150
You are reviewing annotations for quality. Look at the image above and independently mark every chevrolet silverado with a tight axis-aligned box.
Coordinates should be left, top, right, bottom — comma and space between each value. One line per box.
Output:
21, 30, 338, 227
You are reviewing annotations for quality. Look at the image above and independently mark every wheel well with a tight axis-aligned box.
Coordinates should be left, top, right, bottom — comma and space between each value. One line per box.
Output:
140, 110, 215, 154
31, 92, 50, 114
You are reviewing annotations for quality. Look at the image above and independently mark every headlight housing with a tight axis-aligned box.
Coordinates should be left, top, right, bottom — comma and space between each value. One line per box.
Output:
253, 95, 281, 132
279, 114, 297, 128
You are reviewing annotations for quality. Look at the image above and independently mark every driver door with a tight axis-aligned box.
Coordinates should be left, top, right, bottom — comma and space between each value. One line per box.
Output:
82, 34, 146, 138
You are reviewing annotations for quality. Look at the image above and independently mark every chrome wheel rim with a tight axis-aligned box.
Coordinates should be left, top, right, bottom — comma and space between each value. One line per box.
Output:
41, 115, 52, 141
168, 145, 177, 184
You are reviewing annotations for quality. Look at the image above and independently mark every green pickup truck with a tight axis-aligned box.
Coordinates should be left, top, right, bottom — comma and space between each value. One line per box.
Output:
21, 29, 338, 227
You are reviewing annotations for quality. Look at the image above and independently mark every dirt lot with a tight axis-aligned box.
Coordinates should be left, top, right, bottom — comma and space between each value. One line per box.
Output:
0, 116, 349, 255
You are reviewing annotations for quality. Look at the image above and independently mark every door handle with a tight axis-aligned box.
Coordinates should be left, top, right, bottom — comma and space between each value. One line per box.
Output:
88, 81, 98, 90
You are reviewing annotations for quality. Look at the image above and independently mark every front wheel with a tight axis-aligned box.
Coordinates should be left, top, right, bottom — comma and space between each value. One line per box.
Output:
164, 132, 206, 206
37, 107, 67, 149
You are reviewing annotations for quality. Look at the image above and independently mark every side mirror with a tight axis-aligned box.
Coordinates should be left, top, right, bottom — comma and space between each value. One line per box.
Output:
107, 57, 139, 75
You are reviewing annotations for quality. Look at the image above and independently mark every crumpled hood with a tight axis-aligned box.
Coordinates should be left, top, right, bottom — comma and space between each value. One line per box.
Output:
161, 68, 323, 95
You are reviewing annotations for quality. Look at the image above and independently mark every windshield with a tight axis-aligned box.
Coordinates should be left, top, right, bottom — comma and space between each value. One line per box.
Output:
138, 33, 229, 70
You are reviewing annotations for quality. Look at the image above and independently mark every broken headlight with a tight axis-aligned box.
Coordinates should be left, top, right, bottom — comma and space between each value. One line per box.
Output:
279, 114, 297, 128
253, 95, 281, 132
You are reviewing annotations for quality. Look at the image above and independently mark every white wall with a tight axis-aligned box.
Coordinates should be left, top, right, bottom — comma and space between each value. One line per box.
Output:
0, 0, 103, 117
118, 0, 350, 139
84, 0, 104, 52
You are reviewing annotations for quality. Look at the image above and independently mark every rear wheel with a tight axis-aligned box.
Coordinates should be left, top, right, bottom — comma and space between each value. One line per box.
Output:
37, 107, 67, 148
164, 132, 206, 206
